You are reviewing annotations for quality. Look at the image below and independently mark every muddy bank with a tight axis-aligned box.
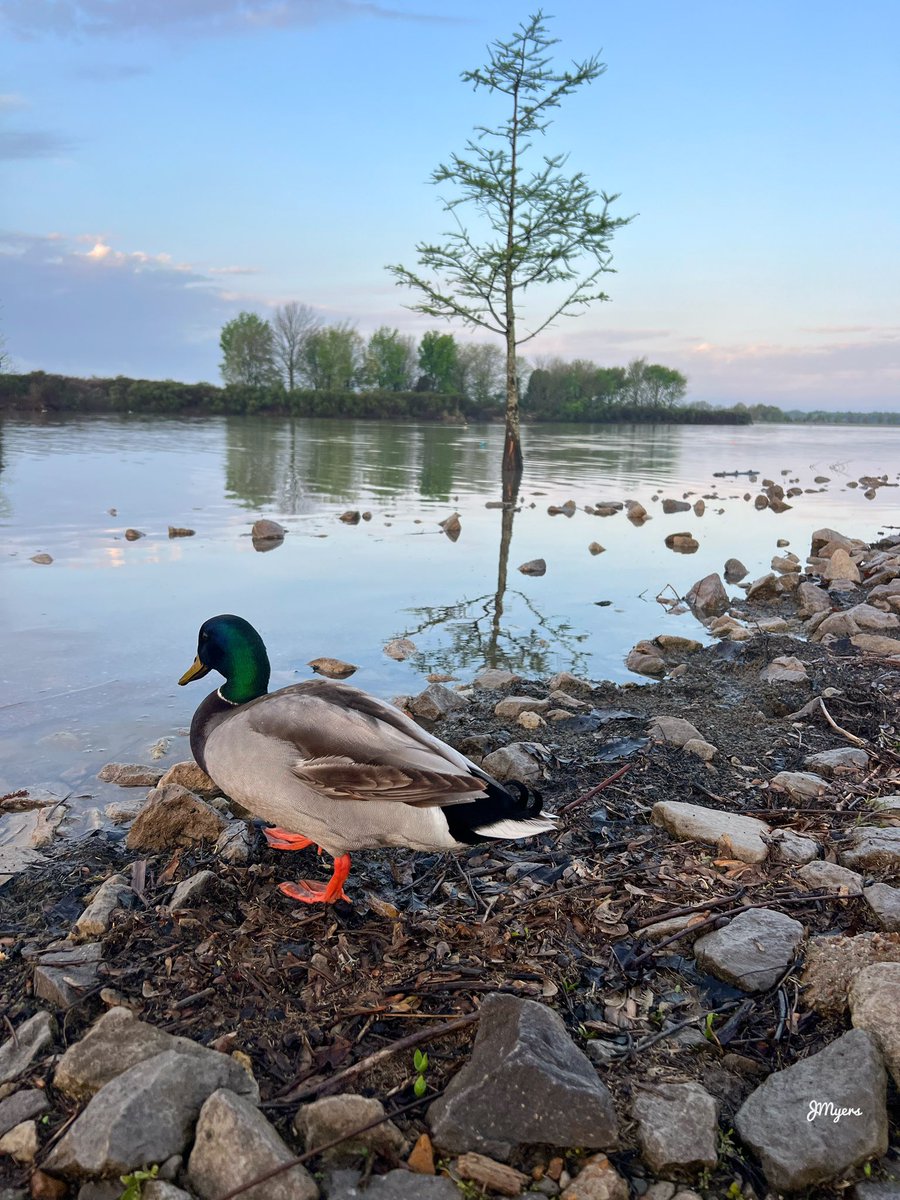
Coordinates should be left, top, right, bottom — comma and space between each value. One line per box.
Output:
1, 526, 899, 1199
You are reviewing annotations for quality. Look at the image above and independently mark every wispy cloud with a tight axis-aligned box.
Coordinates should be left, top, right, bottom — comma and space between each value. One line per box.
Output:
0, 128, 75, 159
0, 92, 27, 110
0, 231, 243, 380
209, 265, 261, 276
0, 0, 454, 40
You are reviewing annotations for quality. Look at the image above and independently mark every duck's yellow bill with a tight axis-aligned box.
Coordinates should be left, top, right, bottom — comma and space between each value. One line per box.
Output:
179, 656, 210, 685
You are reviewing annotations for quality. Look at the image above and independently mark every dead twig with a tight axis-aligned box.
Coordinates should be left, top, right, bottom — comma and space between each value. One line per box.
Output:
817, 698, 869, 749
560, 763, 635, 815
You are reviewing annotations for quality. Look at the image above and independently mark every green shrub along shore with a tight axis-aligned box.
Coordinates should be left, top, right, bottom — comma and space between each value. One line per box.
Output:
0, 370, 752, 424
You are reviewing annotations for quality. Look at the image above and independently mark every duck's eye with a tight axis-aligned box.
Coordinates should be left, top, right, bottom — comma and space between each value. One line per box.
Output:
200, 632, 208, 642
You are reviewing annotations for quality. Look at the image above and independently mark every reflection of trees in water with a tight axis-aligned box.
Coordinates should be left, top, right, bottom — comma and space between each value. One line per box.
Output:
397, 503, 590, 677
222, 418, 472, 511
0, 423, 8, 517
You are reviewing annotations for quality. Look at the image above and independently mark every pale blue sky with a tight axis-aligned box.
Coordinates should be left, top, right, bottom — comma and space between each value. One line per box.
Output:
2, 0, 898, 408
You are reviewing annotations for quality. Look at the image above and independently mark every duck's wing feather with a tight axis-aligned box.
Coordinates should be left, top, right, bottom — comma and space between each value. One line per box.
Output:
238, 680, 491, 807
293, 755, 486, 806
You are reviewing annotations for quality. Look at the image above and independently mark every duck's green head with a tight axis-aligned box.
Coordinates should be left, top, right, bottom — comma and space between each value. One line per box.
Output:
178, 614, 271, 704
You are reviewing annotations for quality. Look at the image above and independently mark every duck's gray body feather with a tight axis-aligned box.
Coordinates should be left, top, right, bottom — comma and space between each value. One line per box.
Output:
192, 679, 537, 857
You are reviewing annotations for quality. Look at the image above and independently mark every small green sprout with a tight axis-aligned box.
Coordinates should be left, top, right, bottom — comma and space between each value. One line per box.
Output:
413, 1048, 429, 1098
119, 1164, 158, 1200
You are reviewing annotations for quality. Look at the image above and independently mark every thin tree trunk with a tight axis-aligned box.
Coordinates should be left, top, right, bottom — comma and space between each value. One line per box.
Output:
502, 320, 523, 503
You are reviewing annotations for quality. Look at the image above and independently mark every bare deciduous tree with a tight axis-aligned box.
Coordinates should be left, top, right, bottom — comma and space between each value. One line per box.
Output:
273, 301, 319, 391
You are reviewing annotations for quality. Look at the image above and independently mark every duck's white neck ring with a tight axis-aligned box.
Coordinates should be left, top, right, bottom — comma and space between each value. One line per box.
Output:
216, 688, 240, 707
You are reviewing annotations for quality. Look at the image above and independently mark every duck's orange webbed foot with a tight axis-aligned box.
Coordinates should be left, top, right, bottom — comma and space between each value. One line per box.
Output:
278, 853, 352, 905
263, 827, 316, 851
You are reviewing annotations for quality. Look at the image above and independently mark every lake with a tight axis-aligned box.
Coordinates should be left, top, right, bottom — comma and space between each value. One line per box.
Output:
1, 415, 898, 816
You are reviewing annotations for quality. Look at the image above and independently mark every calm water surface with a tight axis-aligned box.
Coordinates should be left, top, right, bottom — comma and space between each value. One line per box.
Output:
1, 415, 898, 818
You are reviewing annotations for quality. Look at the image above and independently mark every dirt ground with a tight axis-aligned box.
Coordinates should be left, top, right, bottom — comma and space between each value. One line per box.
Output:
2, 621, 900, 1196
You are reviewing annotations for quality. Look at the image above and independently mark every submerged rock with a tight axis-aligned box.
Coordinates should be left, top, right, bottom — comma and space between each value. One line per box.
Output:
685, 572, 729, 618
307, 657, 358, 679
518, 558, 547, 576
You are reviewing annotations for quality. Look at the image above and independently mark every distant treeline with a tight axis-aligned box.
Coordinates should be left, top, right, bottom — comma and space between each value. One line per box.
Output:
522, 358, 749, 424
739, 403, 900, 425
0, 372, 469, 420
0, 369, 755, 424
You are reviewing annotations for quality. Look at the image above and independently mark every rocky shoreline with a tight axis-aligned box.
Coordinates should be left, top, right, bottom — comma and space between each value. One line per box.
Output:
1, 524, 899, 1200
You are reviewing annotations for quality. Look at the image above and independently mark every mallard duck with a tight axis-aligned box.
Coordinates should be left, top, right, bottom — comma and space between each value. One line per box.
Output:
179, 615, 556, 905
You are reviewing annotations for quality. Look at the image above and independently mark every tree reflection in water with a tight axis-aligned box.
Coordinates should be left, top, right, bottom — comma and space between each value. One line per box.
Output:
398, 501, 590, 677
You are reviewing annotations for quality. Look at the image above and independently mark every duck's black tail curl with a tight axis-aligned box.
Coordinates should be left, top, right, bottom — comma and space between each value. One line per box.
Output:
442, 775, 555, 845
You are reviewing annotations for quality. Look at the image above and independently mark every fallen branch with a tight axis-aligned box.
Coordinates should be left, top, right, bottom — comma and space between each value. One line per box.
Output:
267, 1011, 479, 1107
817, 698, 869, 749
560, 762, 635, 815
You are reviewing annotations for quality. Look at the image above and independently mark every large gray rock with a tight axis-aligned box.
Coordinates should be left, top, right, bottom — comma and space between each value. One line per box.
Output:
632, 1082, 719, 1172
694, 908, 805, 992
0, 1089, 48, 1138
32, 942, 102, 1008
188, 1088, 318, 1200
863, 883, 900, 932
480, 743, 547, 784
53, 1007, 258, 1102
0, 1012, 55, 1086
849, 963, 900, 1087
767, 828, 819, 864
796, 582, 832, 618
760, 656, 809, 685
734, 1029, 888, 1192
325, 1169, 457, 1199
839, 827, 900, 872
293, 1094, 405, 1165
473, 668, 521, 690
44, 1050, 258, 1180
546, 670, 593, 696
797, 860, 864, 895
647, 716, 705, 747
769, 770, 827, 802
126, 784, 227, 851
407, 683, 468, 721
803, 747, 870, 777
650, 802, 770, 864
427, 992, 618, 1159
